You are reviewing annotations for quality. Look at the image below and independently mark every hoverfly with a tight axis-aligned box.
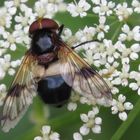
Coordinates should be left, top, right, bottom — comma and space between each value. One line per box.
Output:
0, 18, 112, 132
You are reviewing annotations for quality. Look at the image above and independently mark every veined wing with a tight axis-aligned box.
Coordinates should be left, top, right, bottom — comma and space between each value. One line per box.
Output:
0, 51, 39, 132
57, 41, 112, 105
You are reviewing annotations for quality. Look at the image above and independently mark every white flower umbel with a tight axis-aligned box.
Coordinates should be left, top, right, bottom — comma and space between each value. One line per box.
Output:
111, 94, 133, 121
119, 24, 140, 42
79, 107, 102, 136
67, 0, 91, 17
115, 2, 133, 21
92, 0, 115, 16
34, 125, 60, 140
132, 0, 140, 13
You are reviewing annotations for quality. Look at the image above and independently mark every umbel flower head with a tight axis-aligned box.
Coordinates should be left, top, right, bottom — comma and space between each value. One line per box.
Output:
0, 0, 140, 140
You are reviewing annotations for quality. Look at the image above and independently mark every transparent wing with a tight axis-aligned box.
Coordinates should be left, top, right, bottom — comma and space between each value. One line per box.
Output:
58, 42, 112, 105
0, 51, 38, 132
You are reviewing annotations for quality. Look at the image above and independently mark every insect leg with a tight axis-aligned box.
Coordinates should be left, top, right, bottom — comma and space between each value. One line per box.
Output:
71, 40, 100, 49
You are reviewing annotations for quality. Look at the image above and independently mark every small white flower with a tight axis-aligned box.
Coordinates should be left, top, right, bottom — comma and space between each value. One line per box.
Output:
105, 80, 119, 95
79, 107, 102, 136
2, 30, 23, 51
92, 0, 115, 16
103, 39, 120, 63
0, 54, 11, 75
75, 26, 96, 42
10, 59, 21, 68
67, 102, 77, 111
112, 63, 130, 87
103, 62, 119, 78
61, 28, 72, 42
4, 0, 28, 16
67, 92, 80, 111
15, 6, 35, 34
48, 0, 66, 12
83, 42, 106, 67
8, 68, 15, 76
95, 16, 109, 40
132, 0, 140, 13
119, 24, 140, 41
34, 0, 60, 18
0, 66, 6, 80
117, 42, 140, 61
115, 2, 133, 21
67, 0, 91, 17
83, 48, 95, 65
129, 71, 140, 95
111, 94, 133, 121
34, 125, 60, 140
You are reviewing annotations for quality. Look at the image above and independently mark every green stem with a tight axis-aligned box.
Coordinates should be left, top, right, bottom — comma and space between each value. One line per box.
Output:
86, 13, 99, 18
109, 20, 118, 27
111, 97, 140, 140
111, 22, 123, 42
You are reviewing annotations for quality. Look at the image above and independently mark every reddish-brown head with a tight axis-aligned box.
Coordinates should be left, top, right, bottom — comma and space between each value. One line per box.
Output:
29, 18, 59, 35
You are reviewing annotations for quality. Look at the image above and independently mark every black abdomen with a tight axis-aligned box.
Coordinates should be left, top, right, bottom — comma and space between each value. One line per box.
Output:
37, 75, 71, 107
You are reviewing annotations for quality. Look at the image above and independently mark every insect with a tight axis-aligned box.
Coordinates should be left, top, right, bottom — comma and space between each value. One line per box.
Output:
0, 18, 112, 132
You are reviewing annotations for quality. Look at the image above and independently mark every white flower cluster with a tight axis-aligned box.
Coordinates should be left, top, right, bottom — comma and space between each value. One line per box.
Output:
111, 94, 133, 121
119, 24, 140, 42
67, 0, 91, 18
73, 107, 102, 140
67, 0, 137, 22
0, 53, 21, 79
92, 0, 115, 16
34, 125, 60, 140
66, 0, 140, 124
